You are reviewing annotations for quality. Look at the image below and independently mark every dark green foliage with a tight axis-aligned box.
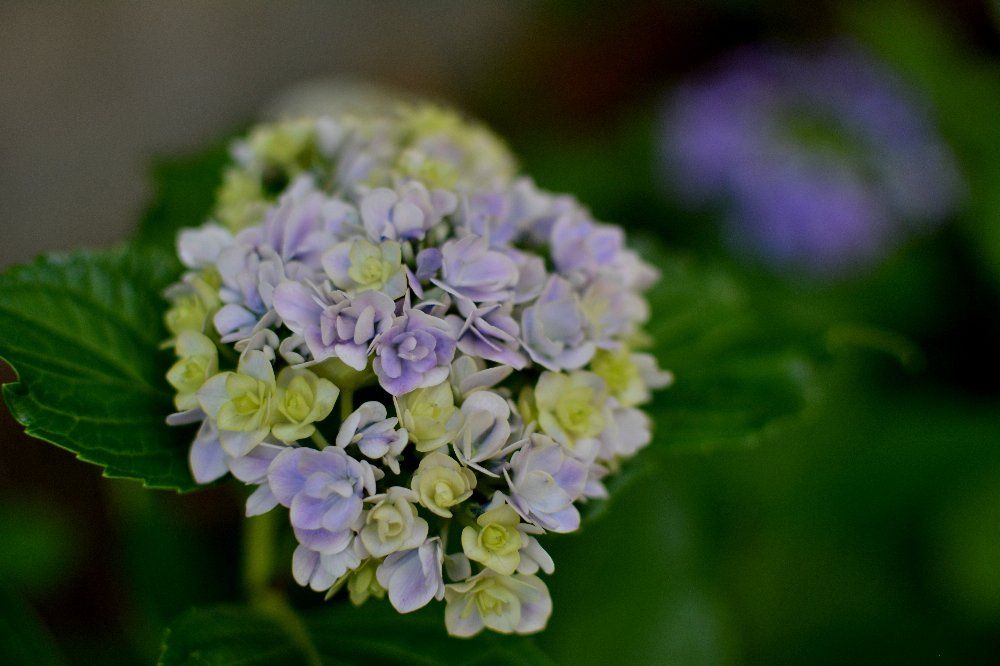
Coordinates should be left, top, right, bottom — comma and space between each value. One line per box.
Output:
159, 602, 554, 666
133, 140, 231, 257
0, 247, 196, 490
642, 244, 821, 453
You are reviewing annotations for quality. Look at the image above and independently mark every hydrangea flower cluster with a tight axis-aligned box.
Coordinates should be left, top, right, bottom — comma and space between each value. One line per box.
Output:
164, 103, 672, 637
660, 43, 962, 277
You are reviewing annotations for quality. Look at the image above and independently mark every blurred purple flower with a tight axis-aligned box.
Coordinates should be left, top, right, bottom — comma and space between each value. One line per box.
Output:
239, 180, 343, 270
229, 441, 285, 517
504, 248, 547, 305
414, 248, 443, 281
293, 538, 365, 592
661, 43, 962, 276
177, 224, 234, 270
456, 179, 555, 248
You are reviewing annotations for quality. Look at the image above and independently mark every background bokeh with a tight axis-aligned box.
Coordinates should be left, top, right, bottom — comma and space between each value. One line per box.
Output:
2, 1, 1000, 663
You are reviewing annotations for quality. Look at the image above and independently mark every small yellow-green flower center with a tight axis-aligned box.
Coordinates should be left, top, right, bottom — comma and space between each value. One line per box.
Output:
591, 349, 638, 397
555, 386, 603, 438
480, 524, 508, 552
581, 294, 610, 325
475, 587, 506, 616
233, 391, 262, 416
169, 357, 209, 394
374, 507, 405, 540
433, 481, 455, 507
282, 390, 310, 422
359, 256, 386, 284
278, 376, 318, 424
399, 152, 459, 189
413, 399, 443, 420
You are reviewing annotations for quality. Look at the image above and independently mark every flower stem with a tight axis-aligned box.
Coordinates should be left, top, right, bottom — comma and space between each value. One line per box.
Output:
439, 518, 451, 551
242, 510, 277, 605
256, 593, 322, 666
340, 388, 354, 422
242, 509, 321, 666
310, 430, 330, 449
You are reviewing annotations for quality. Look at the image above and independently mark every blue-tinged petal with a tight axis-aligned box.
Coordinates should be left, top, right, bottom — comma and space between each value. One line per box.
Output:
319, 495, 362, 533
227, 442, 283, 484
238, 349, 276, 385
290, 493, 328, 530
245, 484, 278, 517
189, 421, 227, 484
273, 281, 322, 334
196, 374, 231, 418
267, 448, 308, 505
377, 540, 443, 613
219, 427, 267, 458
292, 545, 321, 587
293, 525, 352, 555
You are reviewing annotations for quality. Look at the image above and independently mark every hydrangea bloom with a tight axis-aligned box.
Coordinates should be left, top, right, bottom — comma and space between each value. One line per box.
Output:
661, 43, 962, 276
164, 102, 671, 636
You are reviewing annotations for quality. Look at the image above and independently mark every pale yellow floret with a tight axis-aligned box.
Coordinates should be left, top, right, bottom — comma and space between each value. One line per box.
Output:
166, 331, 218, 411
215, 169, 267, 232
347, 560, 385, 606
197, 351, 280, 445
534, 370, 608, 453
444, 570, 549, 636
461, 504, 523, 575
248, 118, 316, 172
394, 382, 462, 452
164, 269, 221, 338
397, 150, 459, 189
217, 373, 275, 433
271, 367, 339, 443
346, 239, 402, 294
410, 452, 476, 518
396, 105, 516, 189
359, 488, 426, 557
590, 347, 646, 407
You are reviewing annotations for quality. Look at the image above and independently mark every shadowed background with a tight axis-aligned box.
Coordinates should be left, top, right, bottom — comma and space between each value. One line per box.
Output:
0, 1, 526, 268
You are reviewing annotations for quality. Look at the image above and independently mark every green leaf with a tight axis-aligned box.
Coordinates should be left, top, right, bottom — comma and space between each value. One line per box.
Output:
159, 602, 554, 666
133, 140, 231, 256
583, 242, 824, 524
1, 136, 235, 488
641, 242, 822, 453
159, 606, 303, 666
0, 247, 196, 491
580, 454, 660, 525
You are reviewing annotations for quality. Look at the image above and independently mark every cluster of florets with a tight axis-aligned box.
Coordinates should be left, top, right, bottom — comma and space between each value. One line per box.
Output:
164, 104, 671, 637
